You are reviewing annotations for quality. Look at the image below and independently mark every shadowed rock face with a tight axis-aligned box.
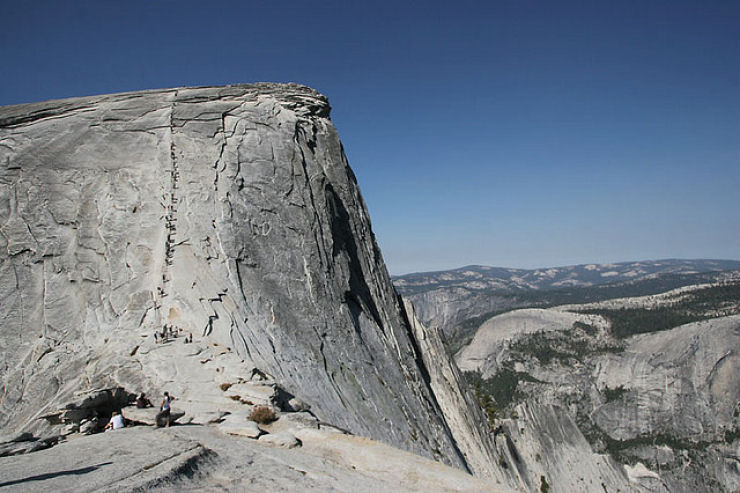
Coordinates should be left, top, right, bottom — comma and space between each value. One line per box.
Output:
0, 84, 472, 469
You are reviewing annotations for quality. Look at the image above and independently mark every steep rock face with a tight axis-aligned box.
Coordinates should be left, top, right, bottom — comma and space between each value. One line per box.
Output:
0, 84, 473, 470
401, 298, 504, 481
457, 299, 740, 491
592, 316, 740, 443
406, 287, 513, 340
495, 402, 634, 493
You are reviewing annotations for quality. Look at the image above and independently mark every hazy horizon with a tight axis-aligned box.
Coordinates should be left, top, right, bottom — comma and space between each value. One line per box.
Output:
390, 257, 740, 277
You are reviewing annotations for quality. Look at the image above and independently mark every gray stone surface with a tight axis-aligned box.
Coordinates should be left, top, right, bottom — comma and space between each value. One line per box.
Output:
0, 84, 481, 473
265, 411, 319, 433
224, 383, 276, 406
455, 286, 740, 491
258, 430, 301, 449
4, 82, 692, 491
496, 402, 633, 493
405, 298, 636, 492
456, 308, 608, 377
402, 299, 503, 480
123, 407, 185, 427
592, 316, 740, 442
218, 413, 262, 438
0, 425, 510, 492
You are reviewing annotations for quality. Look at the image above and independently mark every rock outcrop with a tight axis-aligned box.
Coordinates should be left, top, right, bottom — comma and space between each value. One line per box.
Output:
401, 298, 504, 481
0, 84, 497, 477
455, 285, 740, 492
0, 425, 510, 492
456, 308, 608, 376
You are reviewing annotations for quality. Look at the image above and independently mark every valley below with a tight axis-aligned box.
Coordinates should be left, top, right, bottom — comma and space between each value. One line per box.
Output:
398, 261, 740, 492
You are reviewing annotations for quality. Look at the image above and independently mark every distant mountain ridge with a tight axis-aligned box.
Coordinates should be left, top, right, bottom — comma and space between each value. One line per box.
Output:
394, 259, 740, 295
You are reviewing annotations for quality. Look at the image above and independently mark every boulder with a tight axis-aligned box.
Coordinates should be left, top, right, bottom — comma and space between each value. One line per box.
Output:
122, 407, 159, 426
61, 423, 79, 436
74, 388, 134, 410
258, 431, 301, 449
7, 432, 34, 443
79, 420, 98, 435
287, 397, 311, 413
0, 434, 61, 457
225, 383, 277, 406
263, 412, 319, 435
218, 414, 262, 439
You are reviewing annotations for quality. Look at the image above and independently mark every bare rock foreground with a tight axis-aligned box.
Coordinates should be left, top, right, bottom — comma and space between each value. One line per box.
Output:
0, 425, 504, 492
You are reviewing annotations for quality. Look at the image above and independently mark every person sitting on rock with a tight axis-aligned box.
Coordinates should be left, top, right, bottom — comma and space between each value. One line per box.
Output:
105, 410, 125, 431
136, 392, 153, 408
156, 392, 172, 427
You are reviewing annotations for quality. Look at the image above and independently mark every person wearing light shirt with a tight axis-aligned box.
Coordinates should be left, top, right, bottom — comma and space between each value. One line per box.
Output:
105, 411, 125, 431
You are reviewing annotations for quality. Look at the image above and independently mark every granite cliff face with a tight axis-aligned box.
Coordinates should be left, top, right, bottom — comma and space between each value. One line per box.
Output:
6, 84, 726, 492
0, 84, 502, 479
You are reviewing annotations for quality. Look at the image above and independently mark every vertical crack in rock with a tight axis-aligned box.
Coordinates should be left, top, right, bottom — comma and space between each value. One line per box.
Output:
293, 124, 331, 274
12, 263, 25, 331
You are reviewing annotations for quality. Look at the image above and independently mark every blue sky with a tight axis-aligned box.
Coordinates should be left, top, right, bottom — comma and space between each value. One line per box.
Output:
2, 1, 738, 274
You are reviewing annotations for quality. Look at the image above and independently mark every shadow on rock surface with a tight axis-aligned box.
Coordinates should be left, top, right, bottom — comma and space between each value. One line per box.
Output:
0, 462, 113, 488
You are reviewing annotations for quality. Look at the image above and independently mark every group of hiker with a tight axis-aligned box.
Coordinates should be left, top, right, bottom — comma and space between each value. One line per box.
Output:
105, 392, 174, 431
106, 322, 192, 432
153, 324, 193, 344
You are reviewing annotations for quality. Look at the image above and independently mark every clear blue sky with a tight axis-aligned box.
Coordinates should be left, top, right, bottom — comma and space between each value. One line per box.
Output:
2, 1, 738, 274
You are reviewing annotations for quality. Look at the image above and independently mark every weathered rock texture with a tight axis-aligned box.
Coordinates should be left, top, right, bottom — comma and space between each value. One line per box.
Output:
402, 299, 504, 481
456, 308, 608, 376
0, 425, 511, 492
456, 288, 740, 492
0, 84, 495, 476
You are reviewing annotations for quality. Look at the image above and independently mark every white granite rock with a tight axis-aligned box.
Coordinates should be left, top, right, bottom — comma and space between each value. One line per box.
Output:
258, 430, 301, 449
0, 425, 511, 492
122, 406, 184, 427
0, 84, 490, 477
287, 397, 311, 412
224, 382, 277, 406
218, 414, 262, 438
456, 298, 740, 491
